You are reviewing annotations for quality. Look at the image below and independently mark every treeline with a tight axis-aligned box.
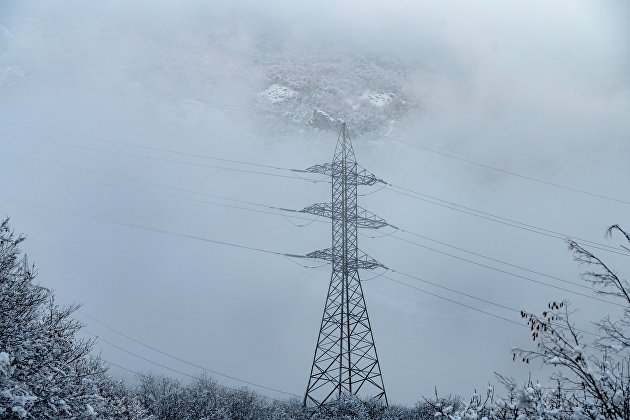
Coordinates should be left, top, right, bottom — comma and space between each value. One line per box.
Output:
132, 374, 445, 419
2, 217, 630, 419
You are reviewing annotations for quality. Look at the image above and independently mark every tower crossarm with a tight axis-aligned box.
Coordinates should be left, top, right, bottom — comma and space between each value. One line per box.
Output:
300, 203, 389, 229
296, 163, 384, 186
291, 248, 387, 270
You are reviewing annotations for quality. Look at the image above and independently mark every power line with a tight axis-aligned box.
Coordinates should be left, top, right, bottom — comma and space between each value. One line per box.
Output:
0, 196, 291, 257
0, 132, 322, 183
101, 358, 142, 376
99, 358, 291, 403
88, 332, 205, 380
0, 120, 290, 171
0, 150, 312, 212
15, 151, 608, 307
361, 268, 389, 282
0, 157, 319, 225
385, 183, 629, 257
383, 275, 525, 328
385, 269, 602, 339
0, 196, 335, 275
389, 269, 516, 313
87, 334, 296, 402
283, 254, 330, 269
39, 198, 592, 360
383, 274, 602, 340
10, 149, 618, 262
389, 228, 600, 289
387, 135, 630, 206
387, 183, 627, 255
3, 152, 621, 309
3, 154, 620, 308
80, 320, 299, 397
6, 148, 621, 292
4, 124, 623, 247
393, 228, 594, 292
386, 234, 624, 308
3, 124, 621, 257
16, 159, 615, 309
90, 270, 594, 397
4, 169, 613, 335
7, 148, 621, 288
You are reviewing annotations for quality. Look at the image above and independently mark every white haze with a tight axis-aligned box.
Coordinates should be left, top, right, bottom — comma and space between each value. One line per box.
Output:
0, 0, 629, 403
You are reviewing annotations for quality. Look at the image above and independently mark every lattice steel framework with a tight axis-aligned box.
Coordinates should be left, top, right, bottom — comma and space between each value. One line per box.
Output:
301, 123, 388, 407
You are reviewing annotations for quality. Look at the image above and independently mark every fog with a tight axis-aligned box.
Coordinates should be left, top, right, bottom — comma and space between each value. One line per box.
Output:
1, 0, 629, 404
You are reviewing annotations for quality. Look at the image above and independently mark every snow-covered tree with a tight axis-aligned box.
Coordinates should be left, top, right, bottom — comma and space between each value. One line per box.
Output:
0, 218, 149, 419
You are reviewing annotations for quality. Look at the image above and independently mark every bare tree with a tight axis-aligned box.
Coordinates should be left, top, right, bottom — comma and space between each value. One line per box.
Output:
433, 225, 630, 419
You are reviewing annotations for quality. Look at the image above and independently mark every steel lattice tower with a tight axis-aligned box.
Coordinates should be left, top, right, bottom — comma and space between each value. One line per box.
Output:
300, 123, 388, 407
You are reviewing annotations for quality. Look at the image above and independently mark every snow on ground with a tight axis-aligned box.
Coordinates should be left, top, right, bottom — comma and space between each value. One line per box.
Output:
259, 84, 297, 103
309, 108, 343, 131
361, 90, 394, 107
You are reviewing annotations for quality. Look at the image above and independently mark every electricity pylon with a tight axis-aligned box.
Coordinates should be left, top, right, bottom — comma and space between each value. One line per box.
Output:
298, 123, 389, 407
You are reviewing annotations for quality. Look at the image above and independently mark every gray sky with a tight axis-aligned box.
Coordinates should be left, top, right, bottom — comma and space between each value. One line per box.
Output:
1, 0, 629, 404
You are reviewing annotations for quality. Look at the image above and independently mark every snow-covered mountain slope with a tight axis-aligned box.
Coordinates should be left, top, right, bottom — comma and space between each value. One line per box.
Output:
0, 12, 422, 138
249, 41, 420, 137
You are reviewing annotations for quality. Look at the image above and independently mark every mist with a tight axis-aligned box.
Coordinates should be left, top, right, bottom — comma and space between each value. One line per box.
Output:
1, 0, 629, 404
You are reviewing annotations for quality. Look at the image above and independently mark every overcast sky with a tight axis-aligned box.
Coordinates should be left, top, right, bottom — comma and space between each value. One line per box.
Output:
1, 0, 629, 404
